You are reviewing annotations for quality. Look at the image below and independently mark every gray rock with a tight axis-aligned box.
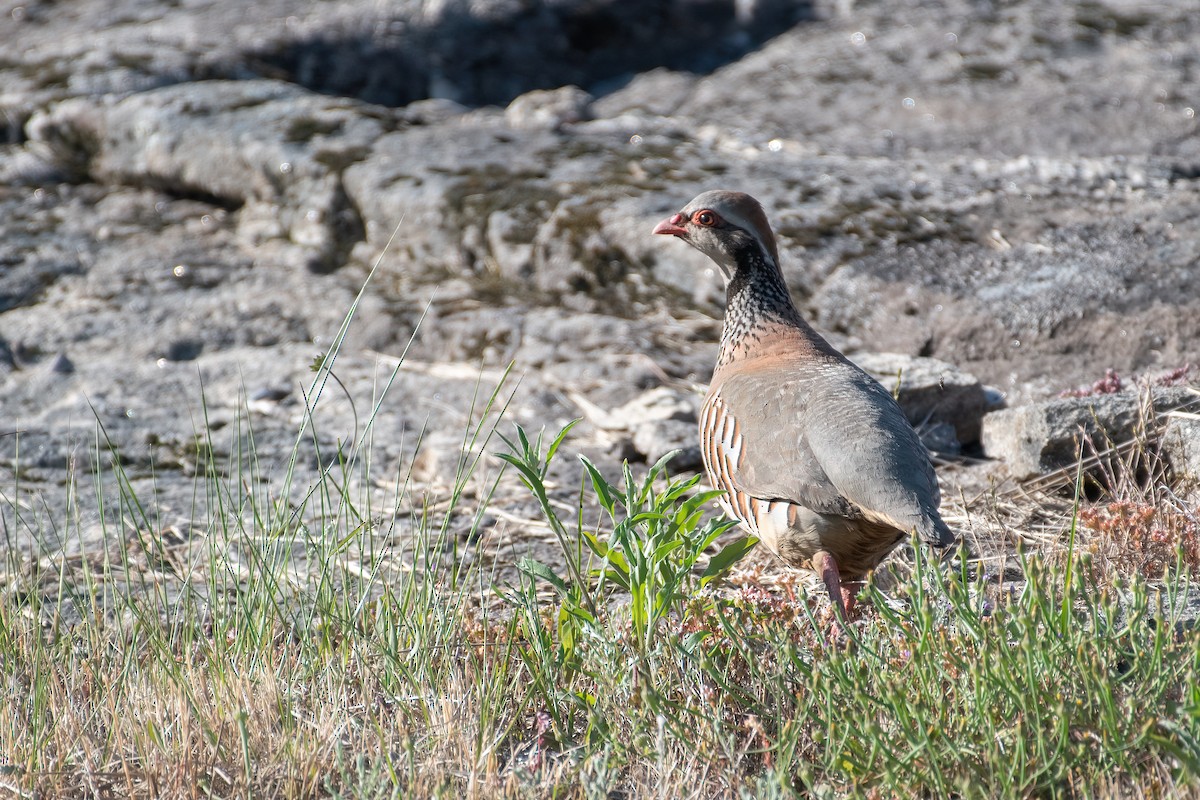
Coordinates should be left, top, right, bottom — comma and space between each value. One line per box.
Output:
1162, 412, 1200, 484
46, 352, 75, 375
981, 387, 1196, 480
505, 86, 593, 131
568, 387, 703, 469
851, 352, 987, 446
983, 386, 1008, 413
632, 419, 703, 472
609, 387, 700, 428
0, 237, 84, 312
26, 81, 385, 273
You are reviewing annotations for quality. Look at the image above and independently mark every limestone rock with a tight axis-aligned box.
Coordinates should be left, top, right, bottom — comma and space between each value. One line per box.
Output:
27, 81, 384, 273
981, 387, 1196, 480
632, 419, 704, 472
505, 86, 593, 131
610, 387, 700, 427
1162, 411, 1200, 484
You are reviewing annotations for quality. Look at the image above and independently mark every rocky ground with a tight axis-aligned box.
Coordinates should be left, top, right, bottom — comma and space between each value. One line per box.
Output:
1, 0, 1198, 578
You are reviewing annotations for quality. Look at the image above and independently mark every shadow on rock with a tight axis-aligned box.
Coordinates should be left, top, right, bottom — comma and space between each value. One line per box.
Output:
241, 0, 816, 107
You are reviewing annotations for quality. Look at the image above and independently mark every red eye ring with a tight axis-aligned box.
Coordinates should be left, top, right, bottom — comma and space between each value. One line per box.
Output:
693, 210, 717, 226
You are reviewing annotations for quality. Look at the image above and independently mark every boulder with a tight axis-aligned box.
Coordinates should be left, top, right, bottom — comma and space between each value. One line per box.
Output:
505, 86, 593, 131
608, 386, 701, 427
632, 419, 704, 472
1162, 411, 1200, 484
26, 81, 384, 273
981, 387, 1196, 480
571, 386, 704, 470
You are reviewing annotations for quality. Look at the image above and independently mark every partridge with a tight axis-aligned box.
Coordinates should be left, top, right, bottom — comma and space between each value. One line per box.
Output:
653, 190, 955, 625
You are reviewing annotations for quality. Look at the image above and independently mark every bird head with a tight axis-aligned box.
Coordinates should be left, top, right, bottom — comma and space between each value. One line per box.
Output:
652, 190, 780, 280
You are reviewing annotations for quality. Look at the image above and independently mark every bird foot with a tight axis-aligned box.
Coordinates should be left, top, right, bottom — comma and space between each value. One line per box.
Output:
813, 551, 864, 640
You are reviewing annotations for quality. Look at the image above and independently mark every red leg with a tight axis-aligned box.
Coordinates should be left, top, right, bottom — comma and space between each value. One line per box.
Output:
813, 550, 849, 633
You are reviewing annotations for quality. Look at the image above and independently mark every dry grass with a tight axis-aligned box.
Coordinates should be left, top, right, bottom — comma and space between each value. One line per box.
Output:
3, 407, 1200, 798
2, 302, 1199, 798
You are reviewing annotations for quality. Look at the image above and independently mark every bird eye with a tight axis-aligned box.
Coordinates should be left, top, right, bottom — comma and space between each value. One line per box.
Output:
693, 210, 717, 227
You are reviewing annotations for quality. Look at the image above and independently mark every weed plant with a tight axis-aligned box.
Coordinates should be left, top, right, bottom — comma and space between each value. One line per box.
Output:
497, 424, 1200, 798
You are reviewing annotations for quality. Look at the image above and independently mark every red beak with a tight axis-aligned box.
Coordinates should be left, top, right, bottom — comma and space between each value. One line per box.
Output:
653, 213, 687, 237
